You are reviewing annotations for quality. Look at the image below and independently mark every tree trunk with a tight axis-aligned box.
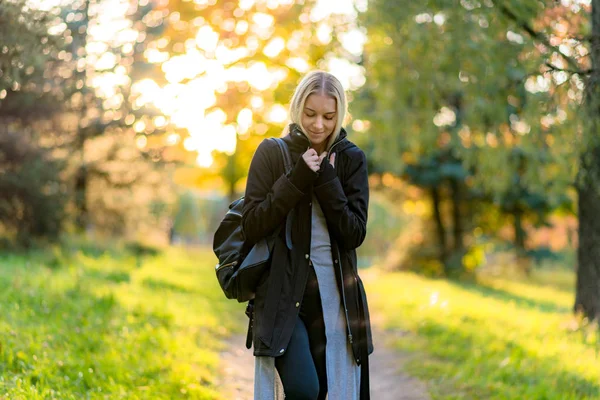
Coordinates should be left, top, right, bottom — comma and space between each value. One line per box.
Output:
513, 206, 531, 276
450, 178, 464, 251
514, 207, 526, 251
575, 177, 600, 319
74, 0, 90, 232
74, 165, 88, 231
431, 186, 447, 264
574, 0, 600, 320
228, 178, 237, 204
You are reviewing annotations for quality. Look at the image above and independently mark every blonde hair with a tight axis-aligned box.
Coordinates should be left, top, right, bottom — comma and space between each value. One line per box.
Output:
288, 71, 347, 151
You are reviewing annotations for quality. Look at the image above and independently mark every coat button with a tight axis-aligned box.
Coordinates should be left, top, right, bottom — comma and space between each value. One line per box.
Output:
334, 259, 338, 264
309, 202, 312, 206
305, 254, 309, 259
280, 348, 285, 354
295, 302, 300, 308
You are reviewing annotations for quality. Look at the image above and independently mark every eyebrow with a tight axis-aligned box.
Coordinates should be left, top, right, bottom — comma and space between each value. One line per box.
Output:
305, 107, 336, 115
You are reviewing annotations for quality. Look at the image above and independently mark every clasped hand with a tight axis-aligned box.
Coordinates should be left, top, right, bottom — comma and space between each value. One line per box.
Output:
302, 148, 335, 173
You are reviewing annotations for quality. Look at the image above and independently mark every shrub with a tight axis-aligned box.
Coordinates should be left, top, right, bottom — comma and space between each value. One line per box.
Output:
0, 130, 67, 245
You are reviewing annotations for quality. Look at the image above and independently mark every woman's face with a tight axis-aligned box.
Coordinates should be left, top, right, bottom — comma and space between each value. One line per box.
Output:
301, 93, 337, 153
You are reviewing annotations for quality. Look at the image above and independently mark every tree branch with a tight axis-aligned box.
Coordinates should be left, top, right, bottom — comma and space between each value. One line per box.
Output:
544, 62, 593, 75
499, 4, 583, 72
569, 34, 594, 42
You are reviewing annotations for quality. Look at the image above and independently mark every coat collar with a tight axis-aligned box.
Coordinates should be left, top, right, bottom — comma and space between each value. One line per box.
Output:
284, 123, 350, 155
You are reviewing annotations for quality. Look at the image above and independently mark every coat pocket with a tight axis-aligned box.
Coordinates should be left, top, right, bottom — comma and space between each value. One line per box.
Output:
253, 274, 275, 348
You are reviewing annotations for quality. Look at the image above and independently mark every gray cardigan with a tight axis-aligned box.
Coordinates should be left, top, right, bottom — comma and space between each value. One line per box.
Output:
253, 196, 361, 399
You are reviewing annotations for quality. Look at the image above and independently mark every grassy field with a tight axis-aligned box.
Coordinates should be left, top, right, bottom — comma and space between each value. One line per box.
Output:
2, 239, 599, 399
363, 266, 600, 400
0, 241, 246, 399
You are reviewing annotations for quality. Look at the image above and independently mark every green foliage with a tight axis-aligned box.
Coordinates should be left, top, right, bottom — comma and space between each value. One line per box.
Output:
0, 0, 177, 241
0, 242, 245, 399
357, 191, 411, 267
366, 267, 600, 399
0, 1, 56, 94
355, 0, 587, 272
171, 192, 227, 244
147, 0, 355, 198
404, 152, 469, 187
0, 131, 67, 246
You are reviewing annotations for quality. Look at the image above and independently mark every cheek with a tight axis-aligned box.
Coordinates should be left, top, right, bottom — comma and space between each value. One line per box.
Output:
301, 115, 312, 129
325, 119, 336, 132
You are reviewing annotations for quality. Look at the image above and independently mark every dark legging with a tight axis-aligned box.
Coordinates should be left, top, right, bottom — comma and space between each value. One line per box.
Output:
275, 266, 327, 400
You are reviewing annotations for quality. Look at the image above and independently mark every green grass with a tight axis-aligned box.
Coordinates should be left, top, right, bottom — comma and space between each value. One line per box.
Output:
0, 242, 246, 399
3, 238, 597, 399
364, 267, 600, 400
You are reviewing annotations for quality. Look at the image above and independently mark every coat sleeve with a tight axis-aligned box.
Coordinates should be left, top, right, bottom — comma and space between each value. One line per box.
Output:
313, 148, 369, 250
242, 139, 317, 245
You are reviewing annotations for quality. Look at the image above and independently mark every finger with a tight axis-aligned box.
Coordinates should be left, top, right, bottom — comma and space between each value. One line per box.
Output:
329, 153, 336, 167
304, 156, 318, 168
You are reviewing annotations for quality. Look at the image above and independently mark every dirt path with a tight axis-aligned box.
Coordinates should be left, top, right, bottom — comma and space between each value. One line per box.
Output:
368, 320, 431, 400
216, 318, 431, 399
216, 332, 255, 400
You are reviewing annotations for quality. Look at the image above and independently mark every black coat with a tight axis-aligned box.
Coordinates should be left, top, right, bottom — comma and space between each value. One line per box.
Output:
242, 123, 373, 395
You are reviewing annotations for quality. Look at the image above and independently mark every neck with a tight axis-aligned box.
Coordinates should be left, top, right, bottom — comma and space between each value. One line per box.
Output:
312, 143, 326, 154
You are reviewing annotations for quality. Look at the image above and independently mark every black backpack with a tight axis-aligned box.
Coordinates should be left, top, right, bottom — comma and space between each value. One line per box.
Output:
213, 137, 292, 303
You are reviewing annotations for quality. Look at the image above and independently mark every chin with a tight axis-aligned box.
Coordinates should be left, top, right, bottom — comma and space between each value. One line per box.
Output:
310, 132, 329, 141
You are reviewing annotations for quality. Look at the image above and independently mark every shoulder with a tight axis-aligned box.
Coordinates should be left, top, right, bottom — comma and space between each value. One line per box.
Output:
252, 138, 279, 163
338, 140, 367, 166
256, 137, 278, 153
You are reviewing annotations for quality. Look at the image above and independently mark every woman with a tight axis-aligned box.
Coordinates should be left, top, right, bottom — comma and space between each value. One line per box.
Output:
242, 70, 373, 400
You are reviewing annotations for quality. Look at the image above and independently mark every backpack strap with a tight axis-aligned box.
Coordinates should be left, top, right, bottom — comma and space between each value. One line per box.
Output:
270, 137, 292, 174
245, 138, 294, 350
269, 137, 294, 250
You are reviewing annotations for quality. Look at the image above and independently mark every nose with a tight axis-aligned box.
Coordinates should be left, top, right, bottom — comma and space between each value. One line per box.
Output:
314, 116, 324, 130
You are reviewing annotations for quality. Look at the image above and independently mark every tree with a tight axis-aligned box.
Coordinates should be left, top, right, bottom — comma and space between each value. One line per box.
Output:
10, 0, 179, 237
0, 1, 68, 245
572, 0, 600, 320
49, 0, 173, 233
0, 131, 67, 245
494, 0, 599, 320
139, 0, 355, 201
357, 0, 580, 275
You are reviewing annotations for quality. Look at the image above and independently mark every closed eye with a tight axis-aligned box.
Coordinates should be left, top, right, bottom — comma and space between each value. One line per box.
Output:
304, 112, 335, 120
